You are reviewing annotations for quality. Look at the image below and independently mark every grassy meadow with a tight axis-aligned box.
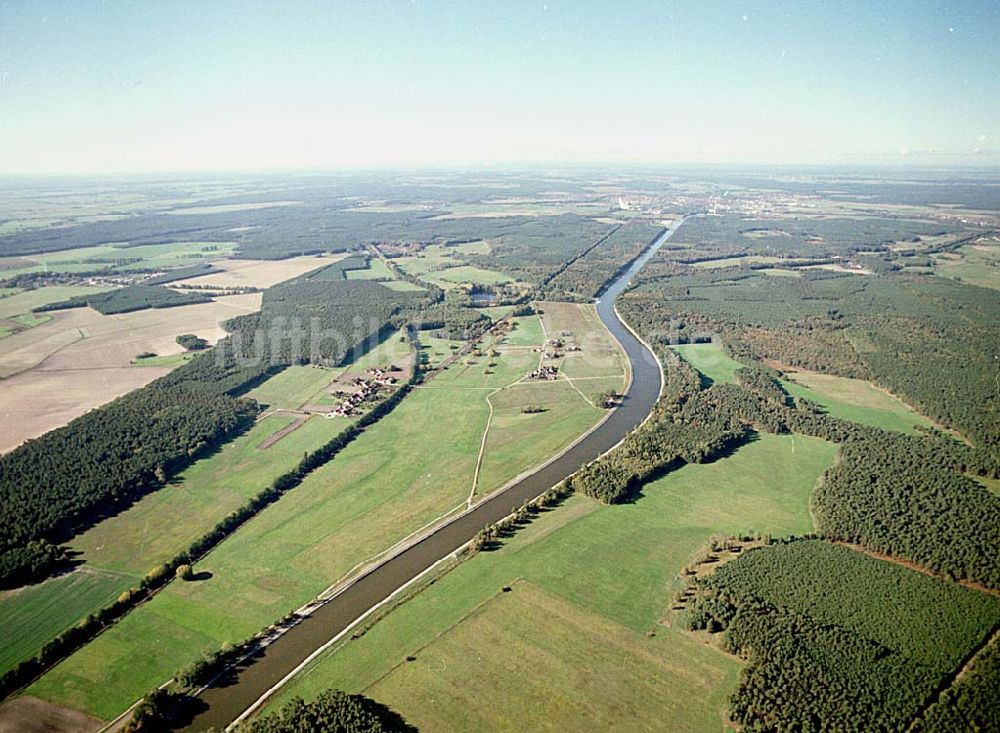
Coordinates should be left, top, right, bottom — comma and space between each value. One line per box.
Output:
421, 265, 514, 288
672, 341, 937, 435
0, 241, 237, 280
0, 571, 130, 676
379, 280, 426, 292
26, 308, 625, 720
70, 413, 344, 576
246, 365, 343, 411
0, 334, 412, 677
670, 342, 743, 384
0, 286, 114, 320
0, 411, 348, 678
394, 243, 515, 290
780, 368, 936, 434
345, 258, 394, 280
261, 433, 837, 731
416, 333, 462, 369
932, 243, 1000, 290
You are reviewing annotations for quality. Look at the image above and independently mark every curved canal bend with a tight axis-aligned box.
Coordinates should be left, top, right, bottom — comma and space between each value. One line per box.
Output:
183, 217, 685, 732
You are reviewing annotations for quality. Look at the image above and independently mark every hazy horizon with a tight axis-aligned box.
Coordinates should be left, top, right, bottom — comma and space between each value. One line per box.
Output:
2, 0, 998, 174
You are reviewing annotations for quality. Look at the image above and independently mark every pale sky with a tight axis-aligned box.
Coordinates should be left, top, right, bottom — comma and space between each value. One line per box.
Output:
1, 0, 998, 173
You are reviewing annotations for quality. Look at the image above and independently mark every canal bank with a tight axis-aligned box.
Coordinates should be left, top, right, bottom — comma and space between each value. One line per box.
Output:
182, 217, 686, 731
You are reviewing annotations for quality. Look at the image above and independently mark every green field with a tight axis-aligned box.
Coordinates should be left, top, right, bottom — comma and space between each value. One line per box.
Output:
672, 342, 937, 434
417, 333, 462, 369
378, 280, 426, 292
780, 368, 937, 434
0, 241, 236, 279
539, 301, 628, 381
758, 267, 803, 277
349, 330, 414, 372
670, 342, 743, 384
27, 306, 623, 720
0, 570, 130, 675
345, 258, 394, 280
262, 433, 837, 731
691, 255, 786, 269
478, 304, 516, 320
8, 312, 52, 328
369, 581, 738, 733
395, 252, 461, 278
0, 353, 379, 678
431, 240, 491, 256
130, 352, 194, 368
0, 413, 346, 677
972, 475, 1000, 496
246, 365, 342, 410
0, 286, 114, 320
500, 314, 545, 347
422, 265, 514, 288
66, 413, 340, 577
475, 380, 604, 497
394, 247, 513, 290
932, 244, 1000, 290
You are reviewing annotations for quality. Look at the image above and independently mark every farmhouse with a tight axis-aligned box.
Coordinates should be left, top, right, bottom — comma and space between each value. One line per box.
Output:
528, 365, 559, 381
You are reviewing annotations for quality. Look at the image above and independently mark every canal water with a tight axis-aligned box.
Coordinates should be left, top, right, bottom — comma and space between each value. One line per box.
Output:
183, 217, 684, 731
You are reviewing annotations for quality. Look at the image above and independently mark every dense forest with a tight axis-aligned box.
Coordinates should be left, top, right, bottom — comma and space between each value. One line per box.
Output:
405, 302, 488, 339
669, 214, 960, 258
621, 266, 1000, 451
910, 638, 1000, 732
0, 191, 622, 274
141, 262, 222, 285
572, 335, 1000, 589
123, 686, 415, 732
226, 262, 422, 367
0, 386, 257, 586
35, 284, 212, 314
0, 256, 427, 588
542, 222, 664, 299
683, 540, 1000, 732
813, 440, 1000, 588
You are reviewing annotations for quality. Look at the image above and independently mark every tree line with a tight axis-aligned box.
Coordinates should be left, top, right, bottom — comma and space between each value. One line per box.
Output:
35, 284, 212, 314
570, 336, 1000, 589
0, 363, 419, 702
543, 222, 664, 300
621, 265, 1000, 451
0, 386, 257, 587
0, 259, 430, 590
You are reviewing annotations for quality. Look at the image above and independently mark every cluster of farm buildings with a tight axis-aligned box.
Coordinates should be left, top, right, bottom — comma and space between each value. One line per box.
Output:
331, 367, 398, 416
528, 365, 559, 381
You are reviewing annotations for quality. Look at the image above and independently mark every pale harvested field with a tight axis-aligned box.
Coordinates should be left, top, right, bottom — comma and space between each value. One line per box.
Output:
0, 293, 260, 377
172, 254, 343, 289
0, 366, 171, 453
0, 293, 261, 452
